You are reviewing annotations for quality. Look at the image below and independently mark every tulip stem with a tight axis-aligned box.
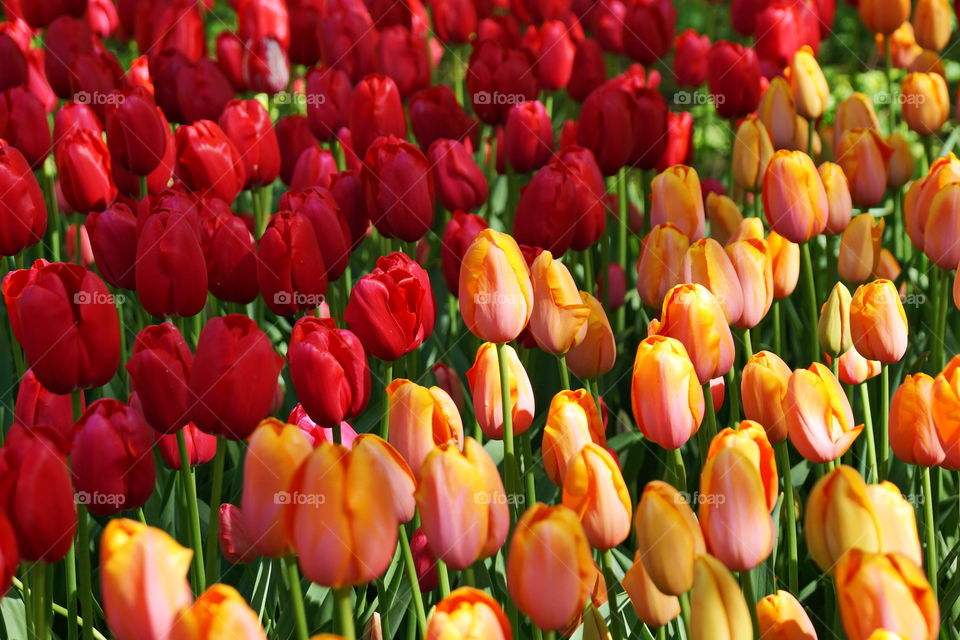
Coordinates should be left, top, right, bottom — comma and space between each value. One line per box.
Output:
41, 170, 61, 263
203, 436, 227, 583
922, 466, 938, 597
933, 267, 950, 372
880, 365, 890, 481
616, 167, 628, 334
678, 592, 692, 637
520, 431, 538, 507
667, 447, 687, 492
380, 361, 393, 440
32, 563, 48, 640
702, 381, 718, 443
437, 559, 452, 598
557, 356, 570, 390
806, 118, 815, 157
739, 569, 760, 637
497, 342, 522, 523
334, 586, 356, 640
398, 525, 428, 635
65, 544, 78, 640
859, 383, 879, 484
176, 429, 206, 592
76, 507, 94, 640
283, 556, 310, 640
600, 550, 625, 640
775, 441, 799, 594
801, 242, 820, 363
138, 175, 148, 199
772, 301, 782, 355
884, 37, 896, 133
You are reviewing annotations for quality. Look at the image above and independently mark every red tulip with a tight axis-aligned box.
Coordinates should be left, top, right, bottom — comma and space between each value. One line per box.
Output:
362, 135, 436, 242
219, 98, 280, 189
275, 114, 319, 186
279, 187, 354, 281
125, 322, 193, 434
217, 503, 258, 564
204, 213, 259, 304
674, 29, 710, 87
0, 511, 17, 598
14, 368, 80, 448
504, 101, 554, 173
215, 31, 246, 92
567, 38, 608, 102
330, 170, 370, 248
175, 57, 235, 124
555, 146, 607, 250
236, 0, 290, 49
0, 142, 46, 257
657, 111, 694, 172
409, 85, 479, 149
135, 210, 209, 318
53, 100, 102, 141
68, 49, 125, 121
22, 0, 86, 29
576, 80, 636, 175
44, 16, 94, 98
514, 160, 584, 256
257, 211, 329, 316
430, 139, 489, 212
442, 211, 489, 297
305, 65, 352, 142
0, 87, 51, 169
707, 41, 764, 119
288, 3, 324, 66
85, 202, 137, 290
623, 0, 677, 64
104, 86, 167, 177
349, 74, 408, 159
317, 0, 379, 83
376, 25, 431, 99
432, 0, 477, 43
537, 21, 576, 90
289, 146, 338, 192
155, 422, 217, 470
242, 36, 290, 95
467, 41, 540, 125
174, 119, 246, 204
55, 127, 117, 213
754, 0, 820, 77
134, 0, 204, 62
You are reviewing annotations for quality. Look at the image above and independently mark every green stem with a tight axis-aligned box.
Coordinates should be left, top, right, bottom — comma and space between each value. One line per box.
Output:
801, 242, 820, 363
33, 563, 47, 640
679, 592, 692, 637
497, 342, 522, 524
42, 170, 61, 263
741, 328, 753, 361
702, 381, 718, 443
880, 365, 890, 481
773, 301, 782, 355
668, 447, 687, 492
740, 569, 760, 637
12, 577, 108, 640
885, 37, 896, 133
176, 429, 206, 592
775, 441, 799, 594
76, 507, 94, 640
437, 559, 452, 598
557, 356, 570, 390
600, 550, 625, 640
65, 544, 78, 640
922, 466, 938, 598
520, 431, 537, 509
859, 383, 879, 484
283, 556, 310, 640
138, 175, 148, 199
380, 361, 393, 440
806, 118, 815, 157
398, 526, 428, 635
616, 168, 628, 333
334, 586, 356, 640
203, 437, 227, 583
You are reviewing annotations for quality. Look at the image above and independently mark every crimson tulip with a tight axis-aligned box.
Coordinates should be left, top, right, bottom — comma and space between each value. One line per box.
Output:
432, 0, 477, 43
376, 25, 431, 99
104, 86, 167, 176
55, 127, 117, 213
306, 65, 352, 142
14, 368, 80, 448
174, 119, 246, 204
567, 38, 608, 102
135, 210, 208, 318
155, 422, 217, 471
442, 211, 489, 296
275, 114, 319, 186
467, 40, 540, 124
0, 142, 46, 257
236, 0, 290, 48
258, 210, 328, 316
44, 16, 94, 98
657, 111, 694, 171
362, 135, 436, 242
409, 85, 479, 150
85, 203, 137, 290
429, 139, 489, 212
674, 29, 710, 87
707, 41, 763, 119
0, 87, 51, 170
504, 101, 554, 173
133, 1, 204, 62
125, 322, 193, 434
623, 0, 677, 64
215, 31, 246, 92
514, 160, 580, 255
204, 213, 259, 304
175, 57, 235, 124
279, 187, 353, 281
242, 36, 290, 95
349, 74, 408, 159
219, 98, 280, 189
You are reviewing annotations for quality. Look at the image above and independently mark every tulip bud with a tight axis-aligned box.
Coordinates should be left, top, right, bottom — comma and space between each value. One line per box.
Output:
867, 481, 924, 566
504, 100, 554, 174
900, 72, 949, 135
819, 282, 854, 357
726, 238, 774, 329
171, 583, 268, 638
837, 346, 883, 385
621, 550, 680, 627
820, 161, 854, 235
805, 465, 884, 571
218, 504, 258, 565
425, 588, 511, 640
859, 0, 910, 34
155, 422, 217, 471
567, 292, 616, 379
706, 193, 743, 246
409, 86, 478, 150
838, 213, 884, 285
762, 149, 828, 243
768, 231, 801, 299
174, 120, 246, 204
649, 164, 705, 241
834, 93, 882, 151
741, 351, 792, 443
849, 279, 908, 363
888, 373, 945, 466
674, 29, 710, 88
542, 389, 606, 486
652, 283, 736, 384
527, 251, 590, 355
757, 76, 799, 151
637, 223, 689, 309
14, 368, 78, 446
466, 342, 534, 440
85, 203, 137, 290
788, 46, 829, 120
786, 362, 863, 463
756, 591, 817, 640
690, 554, 753, 640
681, 238, 744, 325
136, 210, 209, 318
837, 128, 893, 209
913, 0, 952, 50
0, 143, 46, 257
387, 378, 464, 473
104, 86, 167, 177
886, 133, 914, 189
507, 503, 595, 632
634, 481, 705, 595
562, 443, 632, 549
218, 98, 280, 189
429, 140, 488, 214
631, 335, 704, 449
55, 128, 117, 213
707, 41, 763, 119
349, 75, 408, 158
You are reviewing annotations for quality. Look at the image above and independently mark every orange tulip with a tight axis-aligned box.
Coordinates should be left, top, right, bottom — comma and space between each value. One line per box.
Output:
768, 231, 800, 299
859, 0, 910, 35
241, 418, 314, 558
804, 465, 884, 571
886, 133, 914, 189
819, 282, 853, 358
425, 587, 511, 640
874, 248, 903, 284
458, 228, 533, 343
762, 149, 828, 243
839, 213, 884, 284
876, 22, 922, 68
756, 591, 817, 640
835, 550, 939, 640
507, 503, 595, 632
867, 481, 923, 566
834, 93, 881, 152
386, 378, 464, 473
542, 388, 605, 486
904, 153, 960, 250
849, 279, 908, 363
837, 128, 893, 208
681, 238, 744, 325
287, 441, 406, 587
922, 181, 960, 268
789, 46, 829, 120
700, 424, 776, 571
820, 161, 854, 235
562, 443, 632, 549
913, 0, 952, 50
566, 292, 616, 379
728, 217, 765, 244
889, 373, 945, 466
169, 584, 266, 640
466, 342, 534, 440
649, 165, 705, 241
621, 550, 680, 628
705, 193, 743, 246
636, 223, 689, 309
786, 362, 863, 463
741, 350, 792, 443
911, 49, 945, 76
726, 238, 773, 329
529, 250, 590, 355
652, 283, 735, 384
631, 335, 704, 449
690, 554, 753, 640
416, 438, 508, 570
100, 519, 194, 640
757, 77, 799, 151
837, 345, 883, 385
634, 480, 706, 595
932, 355, 960, 469
732, 115, 775, 192
352, 434, 417, 522
901, 72, 950, 135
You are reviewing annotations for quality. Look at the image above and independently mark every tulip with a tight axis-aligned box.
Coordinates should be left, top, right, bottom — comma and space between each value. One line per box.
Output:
756, 591, 817, 640
459, 229, 534, 343
867, 481, 924, 566
352, 434, 417, 524
429, 139, 488, 213
375, 26, 430, 99
913, 0, 952, 50
566, 292, 616, 379
837, 128, 893, 209
504, 100, 554, 174
636, 223, 689, 309
467, 41, 539, 125
0, 512, 16, 598
732, 115, 774, 193
900, 72, 949, 135
630, 335, 704, 449
649, 165, 705, 240
741, 351, 792, 443
921, 181, 960, 269
441, 211, 488, 297
432, 0, 478, 43
286, 441, 405, 587
690, 554, 753, 640
621, 550, 680, 627
905, 153, 960, 250
257, 211, 328, 316
125, 323, 194, 436
849, 279, 908, 363
727, 238, 774, 329
55, 127, 117, 213
416, 438, 508, 569
886, 133, 914, 189
536, 21, 576, 91
762, 149, 828, 243
768, 231, 801, 299
169, 583, 267, 639
218, 98, 280, 189
622, 0, 676, 64
84, 203, 137, 290
507, 503, 595, 632
707, 41, 763, 119
14, 368, 78, 446
839, 213, 885, 285
345, 251, 435, 360
348, 75, 407, 158
0, 142, 46, 257
204, 214, 259, 305
682, 238, 744, 324
835, 550, 939, 640
305, 66, 351, 141
3, 261, 120, 394
834, 93, 882, 151
576, 80, 637, 175
705, 194, 743, 247
275, 115, 318, 186
0, 87, 50, 170
425, 587, 511, 640
837, 345, 883, 385
100, 519, 193, 640
804, 465, 884, 570
757, 76, 799, 151
156, 423, 217, 471
887, 373, 944, 466
542, 389, 606, 486
408, 86, 478, 150
410, 527, 439, 592
633, 482, 706, 599
467, 342, 535, 440
362, 135, 435, 242
819, 282, 854, 358
786, 362, 863, 463
859, 0, 910, 34
528, 251, 590, 355
820, 161, 854, 235
174, 120, 246, 204
188, 314, 285, 441
933, 355, 960, 468
136, 210, 209, 318
674, 29, 710, 87
387, 378, 464, 473
513, 160, 583, 256
103, 86, 167, 178
652, 283, 736, 384
562, 443, 632, 549
789, 46, 829, 120
278, 187, 353, 282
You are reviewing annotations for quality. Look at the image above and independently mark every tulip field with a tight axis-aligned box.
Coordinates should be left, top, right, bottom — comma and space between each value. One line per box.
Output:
5, 0, 960, 639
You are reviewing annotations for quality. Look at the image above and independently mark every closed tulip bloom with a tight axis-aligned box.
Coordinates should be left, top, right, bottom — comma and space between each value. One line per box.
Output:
768, 231, 801, 299
860, 0, 911, 35
387, 378, 464, 473
188, 315, 285, 441
756, 591, 818, 640
933, 355, 960, 468
0, 142, 46, 257
727, 238, 774, 329
542, 389, 606, 486
649, 165, 705, 240
834, 93, 882, 151
562, 443, 632, 549
287, 441, 406, 587
837, 345, 883, 385
174, 120, 246, 204
901, 72, 950, 135
653, 283, 736, 384
507, 504, 595, 632
866, 482, 923, 566
788, 46, 829, 120
0, 512, 15, 598
155, 422, 218, 471
886, 133, 914, 189
169, 583, 267, 640
835, 550, 939, 640
528, 251, 590, 355
0, 87, 51, 170
3, 261, 120, 394
707, 41, 763, 119
904, 153, 960, 250
104, 86, 167, 177
504, 100, 554, 174
416, 438, 508, 570
757, 77, 799, 151
55, 128, 117, 213
637, 223, 689, 309
442, 212, 488, 297
136, 211, 209, 318
621, 550, 680, 627
690, 554, 753, 640
409, 86, 478, 150
622, 0, 676, 64
429, 139, 488, 213
100, 519, 193, 640
819, 282, 854, 358
742, 351, 792, 443
258, 211, 328, 317
459, 229, 534, 343
85, 203, 137, 290
888, 373, 945, 466
682, 238, 744, 324
839, 213, 884, 284
674, 29, 710, 88
362, 135, 435, 242
837, 128, 893, 208
849, 280, 908, 363
922, 182, 960, 269
467, 342, 535, 440
706, 193, 743, 246
634, 481, 706, 595
631, 335, 704, 449
762, 150, 828, 243
14, 368, 78, 446
425, 587, 511, 640
786, 363, 863, 463
218, 98, 281, 189
805, 465, 883, 571
820, 162, 854, 235
567, 292, 616, 379
913, 0, 952, 50
349, 75, 408, 158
